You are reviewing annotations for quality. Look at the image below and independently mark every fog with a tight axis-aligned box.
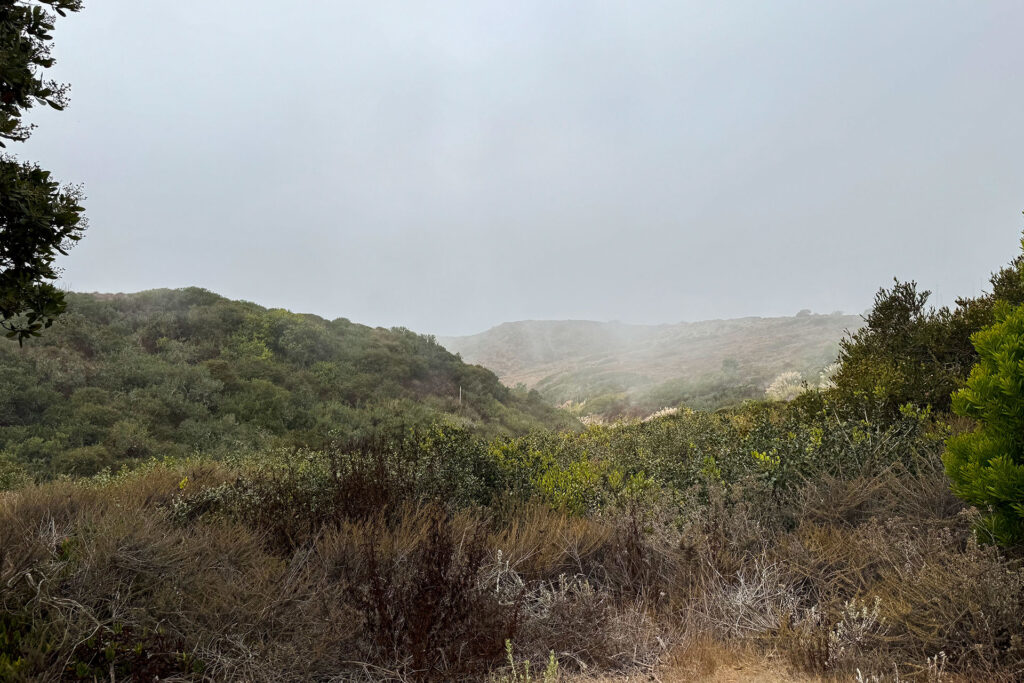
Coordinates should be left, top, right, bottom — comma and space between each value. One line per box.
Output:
20, 1, 1024, 335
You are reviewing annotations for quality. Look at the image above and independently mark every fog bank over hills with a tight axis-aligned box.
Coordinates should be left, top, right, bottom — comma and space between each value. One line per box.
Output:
440, 312, 863, 415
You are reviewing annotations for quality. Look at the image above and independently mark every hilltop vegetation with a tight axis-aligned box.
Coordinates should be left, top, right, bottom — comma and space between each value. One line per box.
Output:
0, 288, 574, 481
440, 313, 861, 417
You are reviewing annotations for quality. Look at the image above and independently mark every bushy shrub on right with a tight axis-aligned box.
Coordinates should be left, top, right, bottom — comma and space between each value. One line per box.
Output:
944, 302, 1024, 546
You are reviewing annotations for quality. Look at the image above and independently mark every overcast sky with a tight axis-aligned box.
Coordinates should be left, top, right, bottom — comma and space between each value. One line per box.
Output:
20, 1, 1024, 336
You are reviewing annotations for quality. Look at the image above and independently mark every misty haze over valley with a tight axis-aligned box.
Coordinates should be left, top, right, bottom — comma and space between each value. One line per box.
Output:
441, 312, 860, 417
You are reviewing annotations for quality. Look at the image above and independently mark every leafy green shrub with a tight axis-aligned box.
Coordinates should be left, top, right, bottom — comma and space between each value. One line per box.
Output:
65, 624, 201, 680
51, 444, 113, 477
944, 302, 1024, 545
534, 458, 609, 514
485, 398, 937, 525
0, 611, 51, 681
103, 419, 155, 461
0, 451, 29, 490
831, 237, 1024, 422
831, 280, 972, 420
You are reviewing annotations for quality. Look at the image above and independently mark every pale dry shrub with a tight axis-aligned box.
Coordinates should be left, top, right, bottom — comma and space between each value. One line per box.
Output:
699, 559, 800, 639
818, 363, 841, 391
787, 460, 963, 531
767, 471, 1024, 679
675, 485, 771, 584
510, 572, 664, 673
2, 480, 278, 679
489, 504, 613, 581
486, 506, 669, 674
642, 407, 679, 422
766, 371, 807, 401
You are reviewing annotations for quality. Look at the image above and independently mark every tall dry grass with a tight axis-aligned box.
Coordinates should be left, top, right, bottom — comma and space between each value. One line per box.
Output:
2, 454, 1023, 681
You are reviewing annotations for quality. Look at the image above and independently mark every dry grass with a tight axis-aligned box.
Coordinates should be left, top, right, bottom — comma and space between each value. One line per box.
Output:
568, 639, 826, 682
2, 458, 1023, 681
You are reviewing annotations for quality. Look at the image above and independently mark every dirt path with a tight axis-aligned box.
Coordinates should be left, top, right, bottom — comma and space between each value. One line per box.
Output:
570, 642, 826, 683
574, 664, 821, 683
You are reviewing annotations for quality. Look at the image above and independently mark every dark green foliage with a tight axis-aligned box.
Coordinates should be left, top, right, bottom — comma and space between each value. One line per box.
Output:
944, 302, 1024, 546
0, 289, 574, 479
0, 611, 48, 681
832, 236, 1024, 420
66, 624, 200, 680
0, 0, 82, 144
0, 1, 86, 344
0, 154, 86, 345
832, 280, 970, 418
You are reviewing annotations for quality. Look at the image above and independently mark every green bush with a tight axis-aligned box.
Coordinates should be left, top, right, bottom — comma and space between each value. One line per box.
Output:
51, 444, 113, 477
0, 451, 29, 490
831, 236, 1024, 422
944, 302, 1024, 545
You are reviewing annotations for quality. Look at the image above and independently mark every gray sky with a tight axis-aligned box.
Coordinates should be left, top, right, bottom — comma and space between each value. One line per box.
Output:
21, 1, 1024, 336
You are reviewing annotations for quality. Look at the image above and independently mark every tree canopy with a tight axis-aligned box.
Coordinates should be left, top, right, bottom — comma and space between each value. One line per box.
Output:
0, 0, 86, 344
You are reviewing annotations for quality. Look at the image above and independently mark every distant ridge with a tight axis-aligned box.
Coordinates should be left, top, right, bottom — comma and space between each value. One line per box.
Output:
439, 313, 862, 416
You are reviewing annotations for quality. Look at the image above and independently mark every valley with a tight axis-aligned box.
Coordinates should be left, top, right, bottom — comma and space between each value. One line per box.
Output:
441, 313, 861, 416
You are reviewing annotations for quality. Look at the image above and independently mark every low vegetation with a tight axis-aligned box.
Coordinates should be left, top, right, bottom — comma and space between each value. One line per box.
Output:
1, 398, 1020, 681
4, 242, 1024, 680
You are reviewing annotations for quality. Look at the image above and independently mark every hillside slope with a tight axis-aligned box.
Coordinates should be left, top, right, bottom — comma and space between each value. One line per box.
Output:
440, 313, 862, 415
0, 289, 574, 478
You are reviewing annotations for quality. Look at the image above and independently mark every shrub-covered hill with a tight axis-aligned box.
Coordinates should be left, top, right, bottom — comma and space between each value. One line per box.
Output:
0, 288, 576, 479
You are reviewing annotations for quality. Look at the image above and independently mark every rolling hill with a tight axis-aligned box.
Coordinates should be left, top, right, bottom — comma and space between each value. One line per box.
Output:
0, 289, 575, 479
440, 313, 863, 416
